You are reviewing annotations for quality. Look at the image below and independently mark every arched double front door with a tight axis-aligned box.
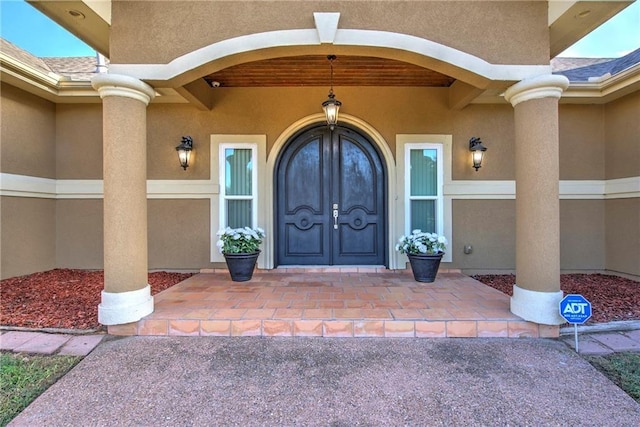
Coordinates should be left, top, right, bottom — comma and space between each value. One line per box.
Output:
276, 125, 386, 266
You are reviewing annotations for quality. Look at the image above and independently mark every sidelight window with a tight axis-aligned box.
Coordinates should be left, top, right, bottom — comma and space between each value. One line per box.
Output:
405, 144, 444, 235
219, 144, 257, 229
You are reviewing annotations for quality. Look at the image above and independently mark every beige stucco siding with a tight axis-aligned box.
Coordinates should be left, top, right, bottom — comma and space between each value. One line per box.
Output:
111, 1, 548, 65
604, 91, 640, 180
1, 196, 56, 279
148, 199, 212, 270
148, 86, 452, 179
0, 83, 56, 178
451, 199, 516, 272
451, 199, 607, 273
606, 198, 640, 277
56, 199, 104, 269
560, 200, 605, 271
56, 104, 103, 179
147, 104, 213, 180
559, 104, 605, 180
451, 104, 515, 180
149, 98, 611, 183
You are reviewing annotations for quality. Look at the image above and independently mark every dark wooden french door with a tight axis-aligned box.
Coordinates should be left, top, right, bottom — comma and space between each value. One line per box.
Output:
276, 125, 386, 266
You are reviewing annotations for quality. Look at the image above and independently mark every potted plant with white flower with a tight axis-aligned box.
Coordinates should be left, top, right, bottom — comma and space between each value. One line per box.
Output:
216, 226, 265, 281
395, 230, 447, 282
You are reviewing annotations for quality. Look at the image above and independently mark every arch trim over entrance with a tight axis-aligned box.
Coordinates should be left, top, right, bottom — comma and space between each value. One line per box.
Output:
264, 114, 398, 269
109, 19, 551, 88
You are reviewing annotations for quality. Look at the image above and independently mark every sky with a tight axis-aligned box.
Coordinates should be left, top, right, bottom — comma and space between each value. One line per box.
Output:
0, 0, 639, 58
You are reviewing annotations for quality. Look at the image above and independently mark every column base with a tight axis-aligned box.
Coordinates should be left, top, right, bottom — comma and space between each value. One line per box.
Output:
98, 285, 154, 325
510, 285, 564, 325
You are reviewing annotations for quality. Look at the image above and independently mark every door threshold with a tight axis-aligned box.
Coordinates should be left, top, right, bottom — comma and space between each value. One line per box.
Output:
274, 265, 389, 273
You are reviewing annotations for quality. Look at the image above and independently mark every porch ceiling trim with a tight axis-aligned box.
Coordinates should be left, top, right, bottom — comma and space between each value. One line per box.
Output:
108, 23, 550, 89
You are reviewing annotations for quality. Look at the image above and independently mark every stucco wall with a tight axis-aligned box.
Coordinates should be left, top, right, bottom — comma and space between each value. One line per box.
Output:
148, 86, 452, 179
0, 83, 56, 178
56, 104, 103, 179
451, 199, 516, 272
451, 199, 607, 274
559, 104, 605, 180
603, 91, 640, 276
606, 198, 640, 277
111, 1, 548, 65
1, 196, 56, 279
451, 104, 515, 180
56, 199, 104, 269
148, 199, 212, 270
560, 200, 605, 271
604, 91, 640, 179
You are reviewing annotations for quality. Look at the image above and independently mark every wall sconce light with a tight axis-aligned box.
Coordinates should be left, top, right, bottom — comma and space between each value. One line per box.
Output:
469, 137, 487, 171
175, 136, 193, 170
321, 55, 342, 130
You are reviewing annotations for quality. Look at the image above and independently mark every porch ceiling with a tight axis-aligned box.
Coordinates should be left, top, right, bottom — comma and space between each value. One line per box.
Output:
203, 55, 457, 88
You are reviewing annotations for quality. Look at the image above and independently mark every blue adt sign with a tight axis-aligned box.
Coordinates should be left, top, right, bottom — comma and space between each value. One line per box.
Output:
559, 294, 592, 324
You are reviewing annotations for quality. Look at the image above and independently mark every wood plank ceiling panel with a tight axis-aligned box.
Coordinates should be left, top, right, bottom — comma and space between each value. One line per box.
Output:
204, 55, 456, 87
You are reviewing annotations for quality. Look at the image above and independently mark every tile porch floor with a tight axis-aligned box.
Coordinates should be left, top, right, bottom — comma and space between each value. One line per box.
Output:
108, 269, 559, 338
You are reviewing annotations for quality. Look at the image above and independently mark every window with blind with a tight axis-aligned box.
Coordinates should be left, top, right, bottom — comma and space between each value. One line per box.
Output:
219, 144, 257, 229
405, 144, 444, 235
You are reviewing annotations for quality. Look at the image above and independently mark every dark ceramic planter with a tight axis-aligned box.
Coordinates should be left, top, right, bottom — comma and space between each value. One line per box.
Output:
407, 253, 444, 283
223, 251, 260, 282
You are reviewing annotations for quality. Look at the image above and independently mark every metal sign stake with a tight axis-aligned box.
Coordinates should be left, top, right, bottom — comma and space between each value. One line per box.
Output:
559, 294, 592, 353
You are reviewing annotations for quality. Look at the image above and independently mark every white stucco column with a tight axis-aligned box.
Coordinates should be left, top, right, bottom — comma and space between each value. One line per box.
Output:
504, 74, 569, 325
92, 74, 156, 325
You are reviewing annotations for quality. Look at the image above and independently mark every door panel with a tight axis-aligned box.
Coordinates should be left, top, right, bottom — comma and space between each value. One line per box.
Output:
277, 125, 385, 266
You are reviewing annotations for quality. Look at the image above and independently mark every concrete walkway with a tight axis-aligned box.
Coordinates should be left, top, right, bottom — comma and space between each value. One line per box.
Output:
3, 324, 640, 357
7, 335, 640, 426
0, 330, 104, 356
560, 328, 640, 355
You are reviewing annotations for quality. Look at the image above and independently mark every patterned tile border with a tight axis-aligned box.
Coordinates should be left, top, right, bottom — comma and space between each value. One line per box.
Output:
109, 320, 558, 339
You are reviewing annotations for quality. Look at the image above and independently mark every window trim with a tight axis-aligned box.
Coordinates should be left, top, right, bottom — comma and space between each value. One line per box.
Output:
404, 143, 445, 238
219, 142, 258, 230
404, 142, 444, 235
396, 134, 452, 264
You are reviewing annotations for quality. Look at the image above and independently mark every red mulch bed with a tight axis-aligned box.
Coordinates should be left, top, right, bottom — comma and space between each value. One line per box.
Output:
0, 269, 193, 330
474, 273, 640, 324
1, 270, 638, 329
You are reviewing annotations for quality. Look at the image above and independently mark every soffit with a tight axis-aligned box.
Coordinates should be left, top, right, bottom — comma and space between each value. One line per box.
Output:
26, 0, 109, 56
203, 55, 456, 88
548, 1, 634, 58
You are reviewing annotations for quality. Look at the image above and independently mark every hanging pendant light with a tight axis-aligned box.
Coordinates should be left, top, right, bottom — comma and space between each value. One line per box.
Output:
322, 55, 342, 130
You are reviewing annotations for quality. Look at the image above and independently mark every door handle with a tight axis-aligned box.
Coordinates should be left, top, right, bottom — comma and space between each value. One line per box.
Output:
333, 203, 338, 229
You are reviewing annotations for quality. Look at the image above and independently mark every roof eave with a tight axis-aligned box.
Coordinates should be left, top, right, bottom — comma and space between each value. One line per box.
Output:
549, 1, 635, 59
561, 63, 640, 103
26, 0, 110, 57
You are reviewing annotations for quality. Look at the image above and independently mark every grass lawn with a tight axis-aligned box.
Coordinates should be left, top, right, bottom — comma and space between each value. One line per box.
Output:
585, 352, 640, 403
0, 353, 80, 426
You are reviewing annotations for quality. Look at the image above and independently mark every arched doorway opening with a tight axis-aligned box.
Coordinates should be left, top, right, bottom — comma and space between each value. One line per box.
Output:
275, 123, 387, 267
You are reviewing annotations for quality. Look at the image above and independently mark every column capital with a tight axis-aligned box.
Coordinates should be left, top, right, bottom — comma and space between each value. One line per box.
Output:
91, 74, 156, 105
504, 74, 569, 107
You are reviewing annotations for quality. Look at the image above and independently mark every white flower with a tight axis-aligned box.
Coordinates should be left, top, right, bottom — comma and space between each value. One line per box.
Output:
395, 229, 447, 255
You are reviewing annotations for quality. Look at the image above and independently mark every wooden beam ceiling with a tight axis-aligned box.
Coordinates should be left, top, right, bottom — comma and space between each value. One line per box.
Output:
204, 55, 456, 88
